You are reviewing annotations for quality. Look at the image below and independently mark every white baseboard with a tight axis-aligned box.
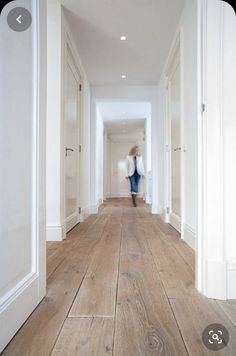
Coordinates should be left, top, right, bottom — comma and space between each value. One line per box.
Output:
183, 223, 196, 250
90, 204, 99, 214
169, 212, 181, 232
145, 196, 152, 204
80, 206, 91, 222
46, 225, 66, 241
227, 261, 236, 299
66, 212, 80, 233
205, 259, 227, 300
151, 205, 163, 214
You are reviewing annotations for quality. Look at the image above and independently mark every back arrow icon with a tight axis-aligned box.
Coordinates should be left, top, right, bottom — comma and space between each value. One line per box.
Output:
16, 15, 22, 24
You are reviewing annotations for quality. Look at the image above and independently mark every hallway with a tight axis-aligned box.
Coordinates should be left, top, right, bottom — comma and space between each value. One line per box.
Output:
2, 199, 236, 356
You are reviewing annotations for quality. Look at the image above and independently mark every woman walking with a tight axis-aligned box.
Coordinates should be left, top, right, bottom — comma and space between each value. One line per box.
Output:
125, 144, 145, 207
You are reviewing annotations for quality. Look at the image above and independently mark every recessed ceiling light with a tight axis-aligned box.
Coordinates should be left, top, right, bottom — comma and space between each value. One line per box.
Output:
121, 75, 127, 79
120, 35, 127, 41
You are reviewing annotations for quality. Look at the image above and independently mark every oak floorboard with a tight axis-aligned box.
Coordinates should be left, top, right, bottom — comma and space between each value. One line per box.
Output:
69, 223, 122, 317
51, 317, 114, 356
1, 212, 107, 356
114, 253, 188, 356
217, 299, 236, 327
1, 239, 99, 356
3, 198, 236, 356
170, 296, 236, 356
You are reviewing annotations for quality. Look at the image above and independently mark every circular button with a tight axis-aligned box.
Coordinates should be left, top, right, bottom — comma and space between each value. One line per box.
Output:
7, 7, 32, 32
202, 323, 229, 351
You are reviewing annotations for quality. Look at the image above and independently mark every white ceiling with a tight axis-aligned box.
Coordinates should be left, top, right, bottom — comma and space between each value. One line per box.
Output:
98, 101, 149, 134
97, 101, 151, 121
61, 0, 185, 85
104, 119, 145, 135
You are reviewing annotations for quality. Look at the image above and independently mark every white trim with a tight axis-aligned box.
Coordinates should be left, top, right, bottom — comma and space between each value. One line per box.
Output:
46, 225, 66, 241
205, 259, 227, 300
151, 205, 163, 215
90, 204, 99, 214
164, 29, 184, 236
169, 212, 181, 233
226, 261, 236, 299
183, 223, 196, 250
198, 0, 227, 299
66, 212, 80, 233
80, 206, 91, 222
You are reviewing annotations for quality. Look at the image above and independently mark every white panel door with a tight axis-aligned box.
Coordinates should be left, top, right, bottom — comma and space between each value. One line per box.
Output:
168, 58, 182, 232
0, 0, 46, 352
64, 49, 80, 232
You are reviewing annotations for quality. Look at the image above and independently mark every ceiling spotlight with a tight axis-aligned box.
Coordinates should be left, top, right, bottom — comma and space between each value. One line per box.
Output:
121, 75, 126, 79
120, 35, 127, 41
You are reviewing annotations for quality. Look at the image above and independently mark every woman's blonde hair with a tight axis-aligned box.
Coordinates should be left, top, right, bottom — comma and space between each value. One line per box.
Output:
129, 144, 141, 156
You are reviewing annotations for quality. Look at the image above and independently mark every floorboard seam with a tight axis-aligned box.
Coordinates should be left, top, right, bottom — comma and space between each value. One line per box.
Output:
112, 209, 123, 356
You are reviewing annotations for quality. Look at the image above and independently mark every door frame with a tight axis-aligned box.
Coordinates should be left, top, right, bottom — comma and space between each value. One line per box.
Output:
62, 34, 82, 234
164, 29, 184, 236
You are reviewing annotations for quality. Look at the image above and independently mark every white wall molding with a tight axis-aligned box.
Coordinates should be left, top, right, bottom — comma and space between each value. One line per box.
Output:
205, 259, 227, 300
46, 225, 66, 242
66, 212, 80, 233
198, 0, 236, 299
227, 261, 236, 299
183, 223, 196, 250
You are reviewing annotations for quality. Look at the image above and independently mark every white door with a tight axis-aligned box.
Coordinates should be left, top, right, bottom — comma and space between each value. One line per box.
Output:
168, 57, 182, 232
64, 48, 80, 232
0, 0, 46, 352
110, 141, 144, 197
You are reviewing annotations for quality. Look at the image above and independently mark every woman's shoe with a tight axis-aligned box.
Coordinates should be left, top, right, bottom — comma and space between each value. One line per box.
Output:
131, 194, 137, 207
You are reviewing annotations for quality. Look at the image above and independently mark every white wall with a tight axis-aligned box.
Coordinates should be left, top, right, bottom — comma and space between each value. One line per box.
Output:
46, 1, 91, 240
157, 0, 198, 246
91, 86, 158, 213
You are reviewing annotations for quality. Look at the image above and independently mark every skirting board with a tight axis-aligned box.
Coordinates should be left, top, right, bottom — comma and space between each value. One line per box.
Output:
66, 212, 80, 233
90, 204, 99, 214
227, 261, 236, 299
80, 206, 91, 222
151, 205, 163, 214
46, 225, 66, 241
183, 223, 196, 250
205, 259, 227, 300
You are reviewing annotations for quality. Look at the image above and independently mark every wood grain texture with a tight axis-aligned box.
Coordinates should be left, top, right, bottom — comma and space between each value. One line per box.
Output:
114, 253, 188, 356
51, 317, 114, 356
2, 198, 236, 356
170, 296, 236, 356
69, 223, 122, 317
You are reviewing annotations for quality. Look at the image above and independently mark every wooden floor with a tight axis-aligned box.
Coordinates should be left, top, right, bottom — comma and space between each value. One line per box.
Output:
2, 198, 236, 355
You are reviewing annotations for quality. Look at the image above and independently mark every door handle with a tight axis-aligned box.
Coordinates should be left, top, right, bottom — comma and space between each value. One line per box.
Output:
65, 147, 74, 156
174, 147, 181, 152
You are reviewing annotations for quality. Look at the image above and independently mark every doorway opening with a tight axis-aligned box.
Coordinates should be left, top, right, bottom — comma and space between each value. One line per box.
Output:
164, 35, 183, 236
95, 101, 152, 205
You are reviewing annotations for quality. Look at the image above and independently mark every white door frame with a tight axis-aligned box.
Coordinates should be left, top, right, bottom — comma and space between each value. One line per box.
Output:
196, 0, 230, 299
164, 29, 184, 236
63, 35, 82, 234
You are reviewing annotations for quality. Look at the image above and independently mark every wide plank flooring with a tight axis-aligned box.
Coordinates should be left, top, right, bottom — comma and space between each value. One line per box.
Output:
2, 198, 236, 356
